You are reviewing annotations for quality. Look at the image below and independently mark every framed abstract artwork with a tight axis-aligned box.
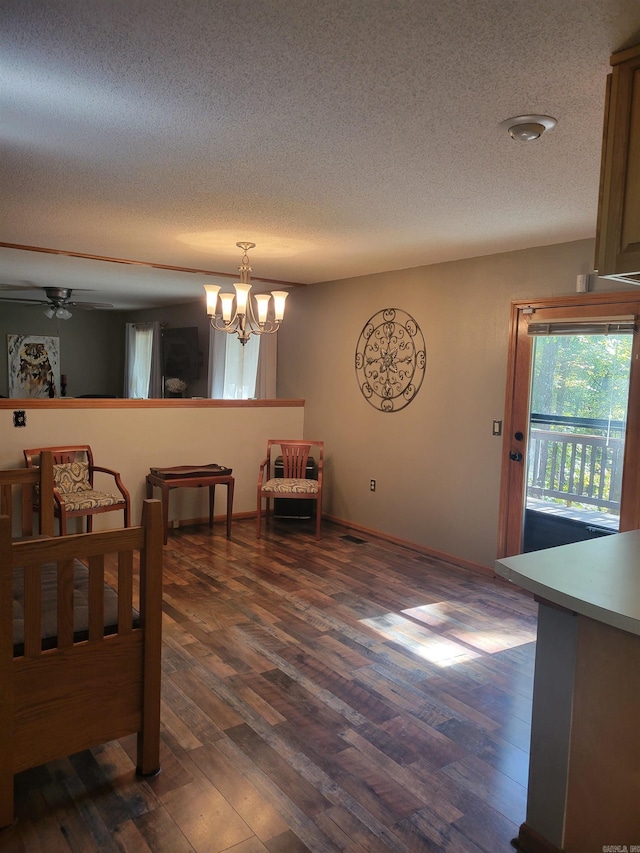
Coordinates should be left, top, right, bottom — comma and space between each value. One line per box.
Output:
8, 334, 61, 398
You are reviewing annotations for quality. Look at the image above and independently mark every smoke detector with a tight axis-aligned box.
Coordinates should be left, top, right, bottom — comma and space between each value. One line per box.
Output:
500, 114, 557, 141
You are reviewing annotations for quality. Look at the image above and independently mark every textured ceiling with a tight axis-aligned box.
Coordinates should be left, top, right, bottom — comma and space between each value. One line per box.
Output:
2, 1, 640, 309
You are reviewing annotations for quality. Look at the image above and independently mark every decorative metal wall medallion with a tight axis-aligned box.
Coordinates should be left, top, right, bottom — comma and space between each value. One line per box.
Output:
355, 308, 426, 412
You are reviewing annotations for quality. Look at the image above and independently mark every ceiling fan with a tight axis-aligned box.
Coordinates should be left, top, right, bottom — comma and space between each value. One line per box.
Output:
0, 285, 114, 319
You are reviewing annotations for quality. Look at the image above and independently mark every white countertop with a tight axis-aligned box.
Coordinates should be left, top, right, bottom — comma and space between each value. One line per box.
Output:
495, 530, 640, 636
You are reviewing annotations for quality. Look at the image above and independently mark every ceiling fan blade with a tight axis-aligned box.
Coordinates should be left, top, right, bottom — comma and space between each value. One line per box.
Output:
0, 295, 48, 305
68, 301, 114, 309
0, 286, 114, 310
0, 295, 113, 309
0, 282, 41, 292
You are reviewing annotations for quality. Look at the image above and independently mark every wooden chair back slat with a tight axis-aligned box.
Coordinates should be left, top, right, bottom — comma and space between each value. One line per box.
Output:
280, 443, 312, 478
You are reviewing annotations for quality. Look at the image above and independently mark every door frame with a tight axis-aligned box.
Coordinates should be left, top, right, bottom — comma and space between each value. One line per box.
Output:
497, 290, 640, 558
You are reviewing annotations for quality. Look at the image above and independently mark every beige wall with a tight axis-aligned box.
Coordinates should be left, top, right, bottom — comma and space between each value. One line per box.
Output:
277, 238, 635, 570
0, 402, 304, 530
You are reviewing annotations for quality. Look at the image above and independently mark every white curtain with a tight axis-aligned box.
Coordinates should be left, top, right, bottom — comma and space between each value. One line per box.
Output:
208, 329, 276, 399
255, 330, 277, 399
124, 322, 162, 398
148, 323, 163, 397
208, 328, 227, 399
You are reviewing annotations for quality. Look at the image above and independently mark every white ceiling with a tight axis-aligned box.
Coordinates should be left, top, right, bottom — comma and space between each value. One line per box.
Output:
2, 1, 640, 310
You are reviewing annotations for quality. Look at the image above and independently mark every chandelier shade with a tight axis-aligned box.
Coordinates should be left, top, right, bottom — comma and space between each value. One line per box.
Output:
204, 242, 288, 345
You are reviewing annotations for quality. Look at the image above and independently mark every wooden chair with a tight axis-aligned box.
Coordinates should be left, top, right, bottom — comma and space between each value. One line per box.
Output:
23, 445, 131, 535
257, 439, 323, 540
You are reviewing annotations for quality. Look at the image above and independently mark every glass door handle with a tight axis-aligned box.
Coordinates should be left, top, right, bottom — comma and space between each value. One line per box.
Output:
509, 451, 523, 462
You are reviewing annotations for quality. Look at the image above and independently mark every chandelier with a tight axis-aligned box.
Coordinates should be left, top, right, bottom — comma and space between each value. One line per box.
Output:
203, 242, 288, 345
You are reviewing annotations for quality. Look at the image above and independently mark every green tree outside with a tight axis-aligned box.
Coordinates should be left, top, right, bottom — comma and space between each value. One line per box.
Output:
528, 333, 632, 517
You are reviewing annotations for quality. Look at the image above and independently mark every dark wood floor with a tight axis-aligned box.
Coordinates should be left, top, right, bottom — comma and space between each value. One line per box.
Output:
3, 517, 537, 853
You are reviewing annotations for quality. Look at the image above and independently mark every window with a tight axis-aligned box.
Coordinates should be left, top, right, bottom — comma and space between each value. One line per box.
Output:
125, 323, 162, 398
208, 329, 261, 399
222, 333, 260, 398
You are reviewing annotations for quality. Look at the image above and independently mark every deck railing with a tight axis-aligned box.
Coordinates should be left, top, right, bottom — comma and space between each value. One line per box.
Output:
527, 415, 626, 513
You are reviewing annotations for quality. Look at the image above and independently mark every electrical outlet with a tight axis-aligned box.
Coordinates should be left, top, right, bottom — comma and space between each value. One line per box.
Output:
171, 519, 180, 529
13, 410, 26, 428
370, 479, 376, 492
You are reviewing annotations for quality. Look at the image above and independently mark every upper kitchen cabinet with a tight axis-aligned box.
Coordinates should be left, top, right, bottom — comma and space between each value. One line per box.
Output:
596, 43, 640, 284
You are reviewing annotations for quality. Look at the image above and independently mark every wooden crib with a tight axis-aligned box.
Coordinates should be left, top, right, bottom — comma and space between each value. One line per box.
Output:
0, 456, 164, 829
0, 450, 54, 538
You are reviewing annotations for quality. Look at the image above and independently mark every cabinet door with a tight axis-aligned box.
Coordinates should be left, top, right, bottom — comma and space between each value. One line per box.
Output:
595, 43, 640, 283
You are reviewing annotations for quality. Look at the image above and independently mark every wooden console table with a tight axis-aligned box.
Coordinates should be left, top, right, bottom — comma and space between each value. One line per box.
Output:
145, 465, 234, 545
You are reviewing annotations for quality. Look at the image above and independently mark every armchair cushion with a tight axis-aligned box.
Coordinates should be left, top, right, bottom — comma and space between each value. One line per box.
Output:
53, 461, 91, 493
52, 460, 124, 509
262, 478, 319, 495
57, 490, 125, 512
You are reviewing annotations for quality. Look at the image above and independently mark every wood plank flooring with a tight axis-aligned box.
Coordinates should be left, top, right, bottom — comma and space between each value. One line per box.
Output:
2, 518, 537, 852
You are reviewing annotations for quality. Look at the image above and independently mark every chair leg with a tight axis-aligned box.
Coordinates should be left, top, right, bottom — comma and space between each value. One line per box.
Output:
315, 498, 321, 540
256, 496, 271, 536
256, 493, 262, 538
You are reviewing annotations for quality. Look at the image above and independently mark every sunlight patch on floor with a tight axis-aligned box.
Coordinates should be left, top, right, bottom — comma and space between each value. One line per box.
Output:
360, 612, 481, 667
402, 602, 537, 654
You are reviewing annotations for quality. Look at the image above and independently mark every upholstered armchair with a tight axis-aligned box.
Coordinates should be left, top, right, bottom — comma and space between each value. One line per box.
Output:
23, 445, 131, 535
257, 440, 323, 540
